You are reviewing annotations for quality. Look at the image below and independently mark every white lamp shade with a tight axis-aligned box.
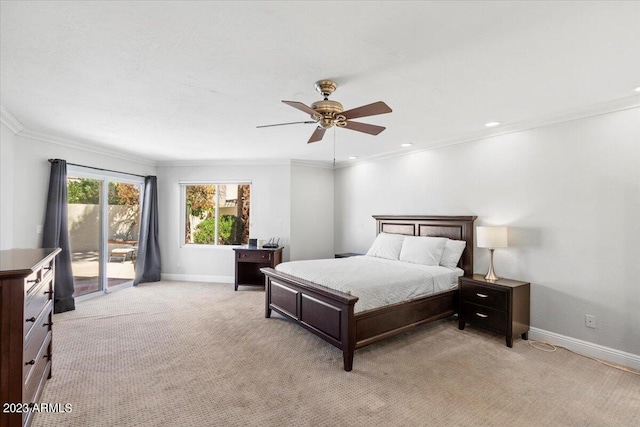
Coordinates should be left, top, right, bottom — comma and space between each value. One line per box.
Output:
477, 226, 508, 249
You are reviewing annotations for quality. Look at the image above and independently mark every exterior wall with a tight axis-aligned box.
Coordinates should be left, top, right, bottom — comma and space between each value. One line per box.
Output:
67, 204, 140, 252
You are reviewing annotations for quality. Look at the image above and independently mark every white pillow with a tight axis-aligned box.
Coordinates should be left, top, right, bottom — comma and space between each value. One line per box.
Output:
366, 233, 406, 260
439, 239, 467, 269
399, 236, 447, 266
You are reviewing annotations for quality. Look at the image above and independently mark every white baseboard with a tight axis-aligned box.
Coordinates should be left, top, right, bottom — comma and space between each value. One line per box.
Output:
161, 273, 234, 284
529, 327, 640, 371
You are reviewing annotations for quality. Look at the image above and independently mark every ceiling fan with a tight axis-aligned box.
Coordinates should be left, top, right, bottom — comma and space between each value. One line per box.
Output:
257, 80, 392, 144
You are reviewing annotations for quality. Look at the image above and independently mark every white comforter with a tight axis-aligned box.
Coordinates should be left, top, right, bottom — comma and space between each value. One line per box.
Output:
275, 255, 463, 313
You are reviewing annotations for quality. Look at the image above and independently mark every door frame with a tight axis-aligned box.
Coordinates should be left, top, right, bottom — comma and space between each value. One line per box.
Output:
67, 165, 144, 296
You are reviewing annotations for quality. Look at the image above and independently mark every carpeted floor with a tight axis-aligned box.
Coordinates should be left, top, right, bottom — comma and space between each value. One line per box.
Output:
33, 281, 639, 426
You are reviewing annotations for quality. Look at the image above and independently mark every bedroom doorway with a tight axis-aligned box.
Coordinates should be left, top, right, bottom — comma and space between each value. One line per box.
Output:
67, 167, 143, 297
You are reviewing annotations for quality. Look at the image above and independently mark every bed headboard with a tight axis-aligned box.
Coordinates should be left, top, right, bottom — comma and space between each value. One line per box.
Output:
372, 215, 477, 277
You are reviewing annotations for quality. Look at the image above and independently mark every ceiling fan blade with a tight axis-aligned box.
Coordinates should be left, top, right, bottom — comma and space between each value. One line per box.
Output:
256, 120, 316, 128
307, 126, 326, 143
341, 101, 392, 120
282, 100, 318, 117
342, 121, 386, 135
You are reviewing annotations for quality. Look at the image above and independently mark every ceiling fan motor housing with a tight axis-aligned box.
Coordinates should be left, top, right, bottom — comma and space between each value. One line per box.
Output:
311, 99, 345, 128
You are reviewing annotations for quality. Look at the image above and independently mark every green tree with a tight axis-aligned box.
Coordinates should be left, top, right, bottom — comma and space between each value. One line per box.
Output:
218, 215, 239, 245
68, 179, 140, 205
67, 178, 100, 204
193, 218, 216, 244
193, 215, 239, 245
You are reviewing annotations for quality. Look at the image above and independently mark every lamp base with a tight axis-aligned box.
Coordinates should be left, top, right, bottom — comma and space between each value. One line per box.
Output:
485, 248, 500, 281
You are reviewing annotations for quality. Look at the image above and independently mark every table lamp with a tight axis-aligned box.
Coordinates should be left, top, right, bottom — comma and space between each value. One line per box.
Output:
476, 226, 508, 281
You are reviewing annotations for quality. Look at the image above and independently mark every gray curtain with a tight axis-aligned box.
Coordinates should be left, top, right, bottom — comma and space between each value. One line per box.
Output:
134, 176, 161, 285
43, 159, 75, 313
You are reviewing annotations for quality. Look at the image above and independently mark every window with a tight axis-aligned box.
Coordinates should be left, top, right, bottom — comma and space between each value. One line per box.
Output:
181, 183, 251, 246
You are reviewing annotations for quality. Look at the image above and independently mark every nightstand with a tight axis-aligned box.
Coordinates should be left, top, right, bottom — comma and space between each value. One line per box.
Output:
458, 274, 530, 347
334, 252, 364, 258
233, 247, 283, 291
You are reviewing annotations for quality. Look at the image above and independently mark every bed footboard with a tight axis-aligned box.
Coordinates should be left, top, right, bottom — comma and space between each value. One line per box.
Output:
261, 267, 359, 371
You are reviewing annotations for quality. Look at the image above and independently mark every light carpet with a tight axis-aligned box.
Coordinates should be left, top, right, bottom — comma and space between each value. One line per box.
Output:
33, 281, 639, 426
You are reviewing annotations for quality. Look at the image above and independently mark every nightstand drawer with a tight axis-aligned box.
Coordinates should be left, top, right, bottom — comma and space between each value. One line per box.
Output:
461, 302, 508, 334
236, 250, 272, 263
460, 282, 507, 310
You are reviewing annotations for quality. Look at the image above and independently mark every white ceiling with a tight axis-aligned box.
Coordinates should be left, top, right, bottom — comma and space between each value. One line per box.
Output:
1, 1, 639, 165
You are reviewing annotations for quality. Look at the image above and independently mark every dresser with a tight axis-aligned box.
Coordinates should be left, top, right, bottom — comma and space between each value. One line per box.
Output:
0, 248, 60, 427
458, 274, 530, 347
233, 246, 282, 291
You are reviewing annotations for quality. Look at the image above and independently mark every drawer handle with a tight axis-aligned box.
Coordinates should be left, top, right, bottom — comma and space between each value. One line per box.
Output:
476, 293, 489, 298
25, 359, 35, 366
27, 278, 41, 284
43, 322, 54, 327
26, 317, 36, 323
43, 266, 53, 271
44, 290, 53, 295
475, 312, 489, 318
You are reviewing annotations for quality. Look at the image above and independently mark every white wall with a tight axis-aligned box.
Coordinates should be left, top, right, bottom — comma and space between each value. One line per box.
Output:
334, 108, 640, 358
290, 163, 334, 260
2, 124, 155, 249
157, 163, 291, 282
0, 123, 18, 249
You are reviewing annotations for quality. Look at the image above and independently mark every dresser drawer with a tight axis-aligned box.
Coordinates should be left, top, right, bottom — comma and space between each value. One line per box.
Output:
460, 282, 507, 310
236, 250, 272, 263
24, 277, 53, 336
461, 302, 508, 334
24, 332, 52, 405
24, 308, 52, 384
40, 257, 55, 284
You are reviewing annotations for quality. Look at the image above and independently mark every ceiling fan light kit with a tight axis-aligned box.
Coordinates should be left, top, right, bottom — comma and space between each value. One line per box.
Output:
258, 79, 392, 144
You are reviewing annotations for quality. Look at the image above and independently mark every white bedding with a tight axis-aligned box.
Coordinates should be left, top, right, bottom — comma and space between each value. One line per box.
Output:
274, 255, 463, 313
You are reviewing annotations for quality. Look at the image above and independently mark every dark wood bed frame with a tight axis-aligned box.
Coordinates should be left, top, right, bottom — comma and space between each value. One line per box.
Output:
261, 215, 477, 371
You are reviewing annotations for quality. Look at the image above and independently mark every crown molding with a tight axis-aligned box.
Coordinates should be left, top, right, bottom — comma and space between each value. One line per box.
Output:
0, 105, 25, 134
4, 95, 638, 169
19, 128, 156, 167
290, 159, 335, 169
155, 158, 292, 167
157, 158, 335, 169
335, 96, 640, 169
1, 104, 155, 166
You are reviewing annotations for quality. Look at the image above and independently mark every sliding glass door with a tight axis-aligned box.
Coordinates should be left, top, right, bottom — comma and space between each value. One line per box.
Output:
67, 167, 143, 297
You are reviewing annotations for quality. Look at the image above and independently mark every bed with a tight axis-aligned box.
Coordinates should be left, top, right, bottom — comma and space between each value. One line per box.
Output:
261, 215, 476, 371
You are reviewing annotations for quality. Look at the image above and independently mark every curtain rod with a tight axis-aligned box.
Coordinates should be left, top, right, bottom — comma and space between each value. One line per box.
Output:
48, 159, 147, 178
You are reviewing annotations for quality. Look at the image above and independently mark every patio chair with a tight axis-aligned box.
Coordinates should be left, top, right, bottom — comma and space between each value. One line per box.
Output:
109, 246, 137, 263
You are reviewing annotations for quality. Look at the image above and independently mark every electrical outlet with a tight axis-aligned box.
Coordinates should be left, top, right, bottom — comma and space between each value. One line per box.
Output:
585, 314, 596, 329
36, 225, 43, 234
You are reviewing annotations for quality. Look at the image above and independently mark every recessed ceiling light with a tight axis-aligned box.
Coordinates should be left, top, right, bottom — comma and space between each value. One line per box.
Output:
485, 121, 501, 128
401, 143, 412, 147
348, 156, 357, 160
634, 86, 640, 93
